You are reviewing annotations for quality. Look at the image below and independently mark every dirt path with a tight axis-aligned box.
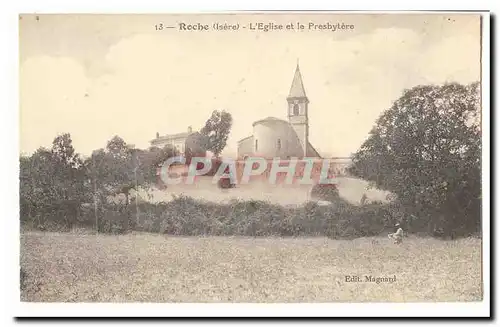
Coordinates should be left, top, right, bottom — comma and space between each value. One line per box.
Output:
131, 176, 391, 206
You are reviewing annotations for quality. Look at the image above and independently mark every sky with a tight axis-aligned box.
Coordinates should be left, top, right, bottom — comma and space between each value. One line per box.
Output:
19, 13, 481, 157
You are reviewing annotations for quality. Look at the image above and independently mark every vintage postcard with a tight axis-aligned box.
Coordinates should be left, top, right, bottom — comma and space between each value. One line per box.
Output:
18, 11, 489, 315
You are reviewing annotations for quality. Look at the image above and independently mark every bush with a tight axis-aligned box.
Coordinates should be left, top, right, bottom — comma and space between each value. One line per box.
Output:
23, 193, 470, 239
310, 184, 340, 202
73, 195, 401, 239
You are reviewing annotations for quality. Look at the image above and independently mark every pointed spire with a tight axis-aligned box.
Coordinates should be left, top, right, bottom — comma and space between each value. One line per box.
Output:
288, 62, 307, 98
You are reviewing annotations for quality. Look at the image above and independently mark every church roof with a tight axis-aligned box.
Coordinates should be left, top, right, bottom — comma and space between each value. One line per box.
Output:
287, 63, 307, 99
252, 116, 289, 127
306, 142, 321, 158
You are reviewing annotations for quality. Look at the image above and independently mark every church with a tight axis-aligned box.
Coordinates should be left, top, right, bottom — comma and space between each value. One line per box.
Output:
237, 64, 321, 159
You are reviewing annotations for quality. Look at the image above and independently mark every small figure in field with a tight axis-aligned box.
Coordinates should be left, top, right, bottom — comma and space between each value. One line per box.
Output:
388, 223, 404, 244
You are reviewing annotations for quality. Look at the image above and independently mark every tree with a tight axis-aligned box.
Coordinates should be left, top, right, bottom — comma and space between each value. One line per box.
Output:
184, 132, 208, 164
51, 133, 86, 203
86, 137, 179, 205
84, 148, 110, 205
51, 134, 81, 167
106, 135, 129, 160
20, 133, 179, 232
20, 148, 55, 223
100, 136, 137, 205
349, 82, 481, 237
136, 145, 178, 186
20, 133, 88, 229
200, 110, 233, 157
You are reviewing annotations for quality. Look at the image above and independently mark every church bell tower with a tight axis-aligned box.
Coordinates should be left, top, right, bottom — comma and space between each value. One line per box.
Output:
287, 62, 309, 157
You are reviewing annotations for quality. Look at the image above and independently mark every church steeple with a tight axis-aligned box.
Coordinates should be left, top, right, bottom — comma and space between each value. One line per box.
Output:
287, 62, 308, 100
287, 62, 309, 157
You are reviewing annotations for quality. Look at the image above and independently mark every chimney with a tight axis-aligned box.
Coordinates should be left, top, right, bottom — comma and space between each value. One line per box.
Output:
156, 132, 160, 138
187, 126, 193, 133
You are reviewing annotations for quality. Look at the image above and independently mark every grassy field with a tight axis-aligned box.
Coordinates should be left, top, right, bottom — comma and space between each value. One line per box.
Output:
20, 232, 482, 302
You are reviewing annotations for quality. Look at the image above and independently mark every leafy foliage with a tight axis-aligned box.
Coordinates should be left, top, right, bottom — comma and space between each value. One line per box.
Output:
184, 132, 208, 164
349, 82, 481, 237
200, 110, 233, 156
19, 82, 482, 239
20, 134, 177, 231
81, 195, 396, 237
20, 134, 88, 230
140, 145, 178, 183
82, 136, 178, 204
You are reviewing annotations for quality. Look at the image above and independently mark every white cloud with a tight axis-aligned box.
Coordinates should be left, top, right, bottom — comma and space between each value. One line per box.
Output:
20, 22, 481, 157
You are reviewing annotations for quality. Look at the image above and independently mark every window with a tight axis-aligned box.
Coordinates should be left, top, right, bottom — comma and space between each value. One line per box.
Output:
255, 139, 258, 152
277, 138, 281, 150
293, 104, 300, 115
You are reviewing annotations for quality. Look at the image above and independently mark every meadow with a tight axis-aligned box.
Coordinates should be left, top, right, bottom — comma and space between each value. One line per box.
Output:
20, 232, 482, 302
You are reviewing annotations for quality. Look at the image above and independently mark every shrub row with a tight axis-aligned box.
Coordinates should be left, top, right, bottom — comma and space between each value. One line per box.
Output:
53, 195, 399, 239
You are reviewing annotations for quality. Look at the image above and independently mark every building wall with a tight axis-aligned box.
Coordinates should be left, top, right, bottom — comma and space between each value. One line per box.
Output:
252, 120, 303, 159
237, 136, 254, 158
152, 138, 186, 154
